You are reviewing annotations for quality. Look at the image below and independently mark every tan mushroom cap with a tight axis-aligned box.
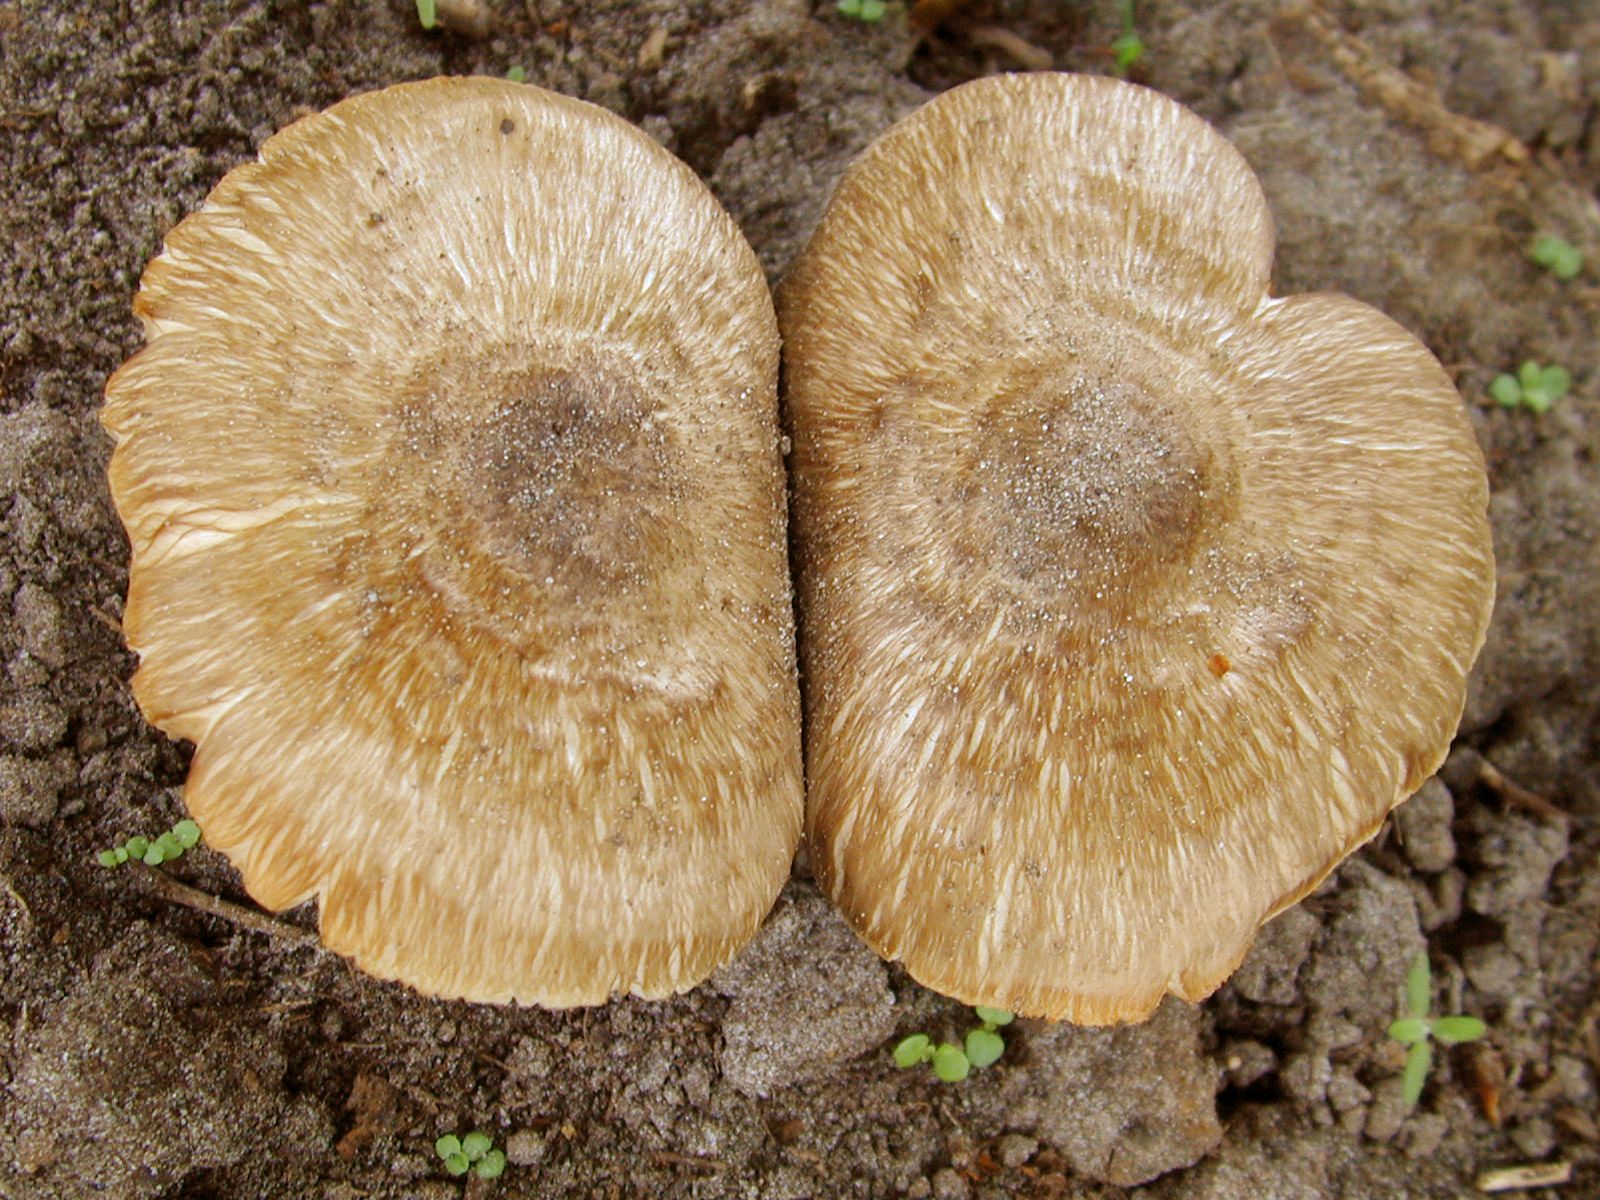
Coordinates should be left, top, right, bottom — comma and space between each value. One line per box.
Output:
102, 78, 803, 1005
778, 73, 1494, 1024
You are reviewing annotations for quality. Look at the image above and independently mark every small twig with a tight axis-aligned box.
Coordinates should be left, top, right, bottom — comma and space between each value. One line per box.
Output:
1283, 2, 1528, 170
1553, 1107, 1599, 1142
130, 862, 323, 950
966, 26, 1053, 71
256, 998, 318, 1014
650, 1150, 728, 1171
1475, 1162, 1572, 1192
0, 871, 33, 927
87, 604, 124, 634
1476, 758, 1569, 823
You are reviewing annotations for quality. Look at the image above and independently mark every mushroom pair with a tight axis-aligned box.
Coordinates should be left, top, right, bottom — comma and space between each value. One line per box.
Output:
104, 75, 1494, 1020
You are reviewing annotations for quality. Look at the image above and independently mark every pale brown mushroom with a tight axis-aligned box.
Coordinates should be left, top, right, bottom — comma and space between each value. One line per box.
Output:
778, 73, 1494, 1023
102, 78, 803, 1005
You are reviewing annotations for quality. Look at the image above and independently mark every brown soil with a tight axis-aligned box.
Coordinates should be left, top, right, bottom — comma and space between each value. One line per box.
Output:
1, 2, 1596, 1198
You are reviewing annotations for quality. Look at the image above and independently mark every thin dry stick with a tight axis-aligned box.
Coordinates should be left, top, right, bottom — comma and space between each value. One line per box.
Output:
0, 871, 32, 927
966, 26, 1053, 72
1285, 1, 1529, 170
650, 1150, 728, 1172
87, 604, 124, 634
1475, 1161, 1573, 1192
131, 862, 323, 951
1477, 757, 1570, 823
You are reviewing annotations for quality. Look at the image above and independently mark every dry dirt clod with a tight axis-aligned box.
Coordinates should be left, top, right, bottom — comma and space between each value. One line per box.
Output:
430, 0, 493, 38
637, 27, 668, 72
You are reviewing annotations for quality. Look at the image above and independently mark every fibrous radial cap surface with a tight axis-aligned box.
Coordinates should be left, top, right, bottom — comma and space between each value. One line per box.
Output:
778, 72, 1495, 1023
104, 78, 803, 1006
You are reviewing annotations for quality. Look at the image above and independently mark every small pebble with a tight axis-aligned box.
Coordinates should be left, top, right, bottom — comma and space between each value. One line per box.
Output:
0, 755, 62, 827
1326, 1066, 1370, 1112
1364, 1077, 1410, 1142
433, 0, 492, 36
1402, 1112, 1448, 1159
1510, 1116, 1556, 1159
507, 1036, 553, 1080
1550, 1054, 1595, 1104
997, 1133, 1038, 1169
1462, 942, 1525, 1001
1418, 868, 1466, 931
1393, 778, 1455, 872
504, 1129, 547, 1166
1306, 1015, 1364, 1051
13, 582, 66, 670
1280, 1050, 1331, 1105
0, 691, 68, 752
1222, 1039, 1276, 1089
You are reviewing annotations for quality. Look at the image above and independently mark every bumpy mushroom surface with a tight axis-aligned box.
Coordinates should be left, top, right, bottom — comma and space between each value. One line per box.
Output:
778, 73, 1494, 1023
102, 78, 803, 1005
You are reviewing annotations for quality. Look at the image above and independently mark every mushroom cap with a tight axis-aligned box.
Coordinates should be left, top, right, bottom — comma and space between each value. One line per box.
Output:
778, 73, 1494, 1023
102, 78, 803, 1006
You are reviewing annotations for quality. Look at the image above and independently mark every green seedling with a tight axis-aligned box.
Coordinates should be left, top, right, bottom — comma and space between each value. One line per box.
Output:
1490, 360, 1571, 414
435, 1131, 507, 1180
1387, 952, 1487, 1108
1529, 235, 1582, 281
1112, 0, 1145, 76
506, 65, 527, 83
98, 818, 201, 868
894, 1006, 1014, 1082
836, 0, 888, 23
416, 0, 438, 30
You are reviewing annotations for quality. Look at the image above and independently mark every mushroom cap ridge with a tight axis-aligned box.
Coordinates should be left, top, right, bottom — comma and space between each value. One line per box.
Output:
103, 77, 803, 1006
778, 72, 1495, 1023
